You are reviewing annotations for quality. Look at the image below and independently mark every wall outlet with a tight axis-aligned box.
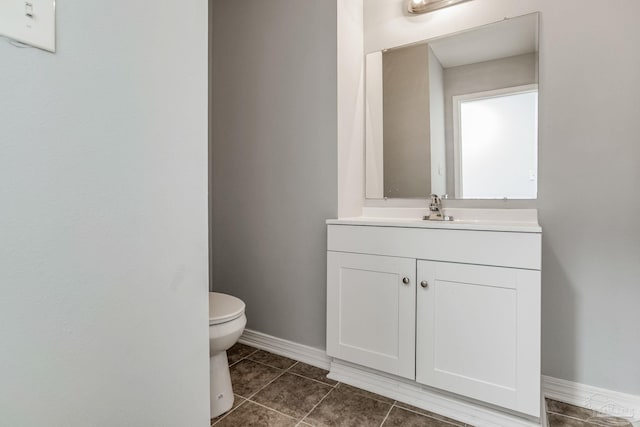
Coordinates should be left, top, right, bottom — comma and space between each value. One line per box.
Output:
0, 0, 55, 52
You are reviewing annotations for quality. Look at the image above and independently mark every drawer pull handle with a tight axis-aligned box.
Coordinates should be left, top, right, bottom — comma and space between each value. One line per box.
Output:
421, 280, 429, 288
402, 277, 410, 285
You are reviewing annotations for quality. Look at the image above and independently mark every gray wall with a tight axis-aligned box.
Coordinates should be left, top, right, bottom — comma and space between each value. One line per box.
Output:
443, 53, 537, 195
536, 3, 640, 394
383, 45, 431, 198
210, 0, 337, 349
0, 1, 210, 426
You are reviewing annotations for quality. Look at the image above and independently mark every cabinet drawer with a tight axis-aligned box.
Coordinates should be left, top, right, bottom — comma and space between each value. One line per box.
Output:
328, 225, 540, 270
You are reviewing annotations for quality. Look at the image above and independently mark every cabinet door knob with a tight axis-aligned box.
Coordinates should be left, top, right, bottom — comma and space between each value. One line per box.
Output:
421, 280, 429, 288
402, 277, 410, 285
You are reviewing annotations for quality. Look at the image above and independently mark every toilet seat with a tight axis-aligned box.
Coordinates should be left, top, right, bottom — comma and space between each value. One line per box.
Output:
209, 292, 245, 326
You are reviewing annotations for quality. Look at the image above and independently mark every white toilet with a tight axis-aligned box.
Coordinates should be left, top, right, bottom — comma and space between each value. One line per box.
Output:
209, 292, 246, 419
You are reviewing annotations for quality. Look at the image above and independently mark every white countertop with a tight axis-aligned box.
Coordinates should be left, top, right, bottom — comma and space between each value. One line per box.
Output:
326, 208, 541, 233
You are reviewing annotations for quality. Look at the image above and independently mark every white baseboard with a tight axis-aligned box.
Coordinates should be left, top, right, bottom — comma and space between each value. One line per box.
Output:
238, 330, 640, 426
239, 329, 331, 370
238, 329, 539, 426
543, 375, 640, 424
329, 359, 541, 427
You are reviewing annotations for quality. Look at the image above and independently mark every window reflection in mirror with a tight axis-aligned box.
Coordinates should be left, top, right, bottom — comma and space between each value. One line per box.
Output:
365, 13, 539, 200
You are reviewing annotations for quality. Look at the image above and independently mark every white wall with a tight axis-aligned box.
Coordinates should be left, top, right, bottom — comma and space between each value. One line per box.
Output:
0, 1, 210, 426
210, 0, 337, 349
338, 0, 365, 217
428, 46, 446, 195
365, 51, 384, 199
358, 0, 640, 396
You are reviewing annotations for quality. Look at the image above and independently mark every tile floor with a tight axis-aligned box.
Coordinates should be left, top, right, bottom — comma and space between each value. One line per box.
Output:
213, 343, 633, 427
545, 399, 634, 427
213, 343, 470, 426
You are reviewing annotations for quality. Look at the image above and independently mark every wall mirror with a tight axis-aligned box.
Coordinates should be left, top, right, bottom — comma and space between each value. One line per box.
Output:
365, 13, 539, 200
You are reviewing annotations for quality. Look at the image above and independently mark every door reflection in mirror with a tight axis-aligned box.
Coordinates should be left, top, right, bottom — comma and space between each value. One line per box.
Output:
454, 86, 538, 199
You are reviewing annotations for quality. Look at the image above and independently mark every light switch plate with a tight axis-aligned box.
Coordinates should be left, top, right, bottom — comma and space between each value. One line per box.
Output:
0, 0, 55, 52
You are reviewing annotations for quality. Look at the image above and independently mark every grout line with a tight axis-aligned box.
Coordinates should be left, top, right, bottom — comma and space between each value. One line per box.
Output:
378, 405, 394, 427
223, 346, 339, 426
245, 369, 287, 401
210, 395, 247, 426
297, 384, 337, 426
546, 411, 593, 423
272, 358, 338, 388
588, 418, 634, 427
226, 347, 335, 423
548, 411, 633, 427
392, 402, 465, 427
286, 359, 339, 388
247, 357, 296, 372
335, 383, 396, 405
246, 352, 298, 371
228, 347, 259, 367
286, 370, 339, 388
229, 346, 472, 427
547, 413, 588, 427
546, 400, 633, 426
245, 399, 298, 423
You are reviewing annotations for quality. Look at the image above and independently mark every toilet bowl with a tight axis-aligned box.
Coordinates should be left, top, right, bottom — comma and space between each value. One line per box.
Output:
209, 292, 246, 419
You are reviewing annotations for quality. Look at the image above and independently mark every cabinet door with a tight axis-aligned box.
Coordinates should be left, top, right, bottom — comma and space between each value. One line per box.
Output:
327, 251, 416, 379
416, 260, 540, 416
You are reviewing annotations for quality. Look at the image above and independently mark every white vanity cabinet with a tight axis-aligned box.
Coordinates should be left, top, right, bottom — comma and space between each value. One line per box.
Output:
326, 218, 541, 417
326, 252, 416, 379
416, 260, 541, 416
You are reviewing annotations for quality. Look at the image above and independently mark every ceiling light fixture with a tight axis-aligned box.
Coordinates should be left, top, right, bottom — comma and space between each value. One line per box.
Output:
407, 0, 472, 15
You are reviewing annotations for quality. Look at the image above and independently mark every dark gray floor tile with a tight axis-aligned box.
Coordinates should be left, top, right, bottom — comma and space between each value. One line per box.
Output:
289, 362, 338, 386
588, 415, 633, 427
382, 407, 455, 427
548, 413, 593, 426
394, 401, 465, 426
252, 372, 332, 420
336, 383, 395, 404
546, 413, 631, 427
211, 395, 245, 425
214, 401, 297, 427
303, 386, 392, 426
227, 342, 258, 365
229, 359, 282, 398
248, 350, 297, 370
547, 399, 595, 420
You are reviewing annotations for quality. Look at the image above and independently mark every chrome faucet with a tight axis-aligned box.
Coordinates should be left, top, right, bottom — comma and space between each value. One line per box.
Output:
424, 194, 453, 221
429, 194, 444, 219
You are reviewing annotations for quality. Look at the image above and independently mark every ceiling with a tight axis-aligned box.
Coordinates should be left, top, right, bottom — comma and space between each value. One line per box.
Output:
428, 13, 538, 68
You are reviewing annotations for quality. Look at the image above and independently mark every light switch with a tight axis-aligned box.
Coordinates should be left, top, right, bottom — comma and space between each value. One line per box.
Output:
0, 0, 55, 52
